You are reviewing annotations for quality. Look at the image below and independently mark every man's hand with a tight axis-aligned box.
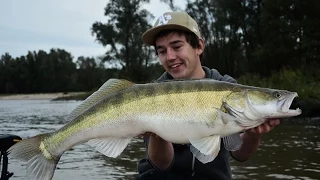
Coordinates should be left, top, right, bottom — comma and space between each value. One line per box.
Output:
231, 118, 280, 162
147, 133, 174, 170
137, 132, 174, 170
246, 118, 281, 135
137, 132, 153, 139
137, 132, 161, 140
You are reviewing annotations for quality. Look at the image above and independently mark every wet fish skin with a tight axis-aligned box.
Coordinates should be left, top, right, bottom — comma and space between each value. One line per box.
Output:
8, 78, 302, 180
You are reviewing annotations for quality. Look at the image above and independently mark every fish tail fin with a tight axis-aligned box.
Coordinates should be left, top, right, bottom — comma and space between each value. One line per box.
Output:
8, 134, 60, 180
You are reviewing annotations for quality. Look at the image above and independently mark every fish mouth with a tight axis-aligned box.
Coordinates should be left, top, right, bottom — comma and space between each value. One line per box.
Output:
272, 92, 302, 118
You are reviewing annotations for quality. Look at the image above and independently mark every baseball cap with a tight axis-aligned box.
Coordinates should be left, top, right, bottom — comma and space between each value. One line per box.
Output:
141, 11, 201, 45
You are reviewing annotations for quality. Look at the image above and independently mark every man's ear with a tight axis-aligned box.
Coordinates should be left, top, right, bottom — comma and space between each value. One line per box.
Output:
197, 38, 205, 55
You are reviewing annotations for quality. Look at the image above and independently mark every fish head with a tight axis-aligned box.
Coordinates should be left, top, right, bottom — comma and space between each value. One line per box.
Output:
223, 87, 302, 126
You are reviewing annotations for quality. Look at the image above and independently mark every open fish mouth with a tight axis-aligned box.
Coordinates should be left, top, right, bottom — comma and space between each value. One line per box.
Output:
273, 92, 302, 118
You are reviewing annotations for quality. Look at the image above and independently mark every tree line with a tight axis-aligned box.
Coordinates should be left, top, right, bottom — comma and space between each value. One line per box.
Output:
181, 0, 320, 78
1, 50, 109, 93
1, 0, 319, 97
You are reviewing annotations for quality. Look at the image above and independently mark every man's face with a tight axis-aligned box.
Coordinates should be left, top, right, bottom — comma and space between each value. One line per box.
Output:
155, 32, 204, 79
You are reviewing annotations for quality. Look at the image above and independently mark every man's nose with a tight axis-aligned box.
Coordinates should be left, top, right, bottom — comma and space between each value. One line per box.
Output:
166, 48, 176, 60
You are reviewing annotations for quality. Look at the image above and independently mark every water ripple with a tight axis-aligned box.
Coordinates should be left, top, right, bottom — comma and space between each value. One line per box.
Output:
1, 100, 319, 180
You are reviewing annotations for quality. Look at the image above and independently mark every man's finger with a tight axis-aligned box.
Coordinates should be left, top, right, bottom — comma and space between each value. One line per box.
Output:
267, 119, 279, 126
256, 123, 270, 134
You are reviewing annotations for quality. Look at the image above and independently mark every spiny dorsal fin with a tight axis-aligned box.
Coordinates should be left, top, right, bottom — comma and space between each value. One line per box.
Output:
66, 79, 134, 121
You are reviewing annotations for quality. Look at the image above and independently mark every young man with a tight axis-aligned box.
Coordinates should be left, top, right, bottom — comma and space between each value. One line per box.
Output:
136, 11, 280, 180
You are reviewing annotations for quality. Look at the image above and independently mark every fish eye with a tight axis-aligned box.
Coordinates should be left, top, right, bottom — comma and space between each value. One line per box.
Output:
273, 91, 282, 98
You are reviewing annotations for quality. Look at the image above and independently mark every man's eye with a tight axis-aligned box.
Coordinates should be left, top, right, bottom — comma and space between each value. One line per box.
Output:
158, 50, 165, 55
173, 46, 181, 50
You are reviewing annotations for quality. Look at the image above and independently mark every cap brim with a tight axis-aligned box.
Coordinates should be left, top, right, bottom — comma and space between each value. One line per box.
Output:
141, 24, 195, 45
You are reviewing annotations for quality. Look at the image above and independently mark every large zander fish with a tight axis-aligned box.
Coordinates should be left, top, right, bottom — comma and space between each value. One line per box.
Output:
8, 78, 302, 180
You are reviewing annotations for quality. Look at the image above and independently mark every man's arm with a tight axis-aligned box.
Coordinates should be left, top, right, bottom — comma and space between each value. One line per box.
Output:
146, 134, 174, 170
231, 119, 281, 162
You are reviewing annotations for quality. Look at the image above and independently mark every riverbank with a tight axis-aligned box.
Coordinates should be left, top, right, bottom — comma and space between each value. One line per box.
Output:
0, 92, 87, 100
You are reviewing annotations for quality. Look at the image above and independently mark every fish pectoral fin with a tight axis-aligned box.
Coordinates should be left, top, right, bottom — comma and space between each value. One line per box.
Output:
223, 102, 248, 120
216, 108, 238, 124
87, 137, 132, 158
221, 105, 259, 127
189, 135, 221, 164
222, 133, 243, 151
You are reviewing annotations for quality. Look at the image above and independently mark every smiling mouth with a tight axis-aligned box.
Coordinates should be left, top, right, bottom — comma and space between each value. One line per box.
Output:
170, 63, 182, 69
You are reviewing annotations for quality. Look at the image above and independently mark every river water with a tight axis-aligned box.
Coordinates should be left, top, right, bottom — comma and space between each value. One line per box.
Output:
0, 100, 319, 180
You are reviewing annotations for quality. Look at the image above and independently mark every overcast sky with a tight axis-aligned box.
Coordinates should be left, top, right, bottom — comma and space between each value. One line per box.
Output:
0, 0, 186, 59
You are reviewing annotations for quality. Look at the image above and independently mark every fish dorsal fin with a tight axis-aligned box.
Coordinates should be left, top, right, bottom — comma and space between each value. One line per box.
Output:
87, 137, 132, 158
189, 135, 221, 164
67, 79, 134, 121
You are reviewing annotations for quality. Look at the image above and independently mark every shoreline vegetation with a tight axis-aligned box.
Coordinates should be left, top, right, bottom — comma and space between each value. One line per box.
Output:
237, 68, 320, 118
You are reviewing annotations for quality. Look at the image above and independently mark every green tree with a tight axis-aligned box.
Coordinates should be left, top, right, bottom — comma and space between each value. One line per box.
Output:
0, 53, 15, 93
162, 0, 320, 78
13, 55, 30, 93
23, 49, 77, 93
256, 0, 320, 76
91, 0, 157, 82
76, 56, 107, 91
47, 49, 77, 92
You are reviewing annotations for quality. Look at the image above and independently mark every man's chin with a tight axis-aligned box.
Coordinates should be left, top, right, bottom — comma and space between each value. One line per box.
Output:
170, 72, 187, 79
168, 66, 188, 79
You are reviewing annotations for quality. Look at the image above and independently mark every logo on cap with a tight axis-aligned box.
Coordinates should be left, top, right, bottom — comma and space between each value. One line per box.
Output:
156, 14, 172, 26
192, 26, 198, 32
